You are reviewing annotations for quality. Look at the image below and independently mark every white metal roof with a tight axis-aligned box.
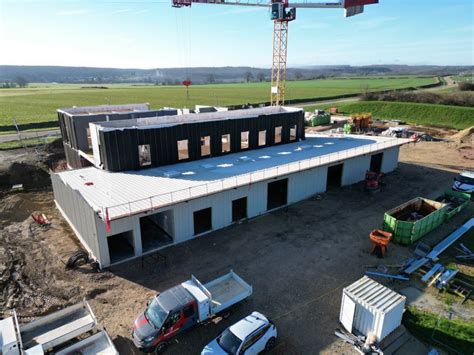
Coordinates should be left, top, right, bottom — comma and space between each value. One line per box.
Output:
55, 134, 408, 221
93, 106, 302, 131
57, 103, 150, 116
229, 312, 268, 340
343, 276, 406, 313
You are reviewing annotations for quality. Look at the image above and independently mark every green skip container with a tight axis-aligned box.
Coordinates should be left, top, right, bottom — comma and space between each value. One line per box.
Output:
434, 189, 471, 220
383, 197, 448, 245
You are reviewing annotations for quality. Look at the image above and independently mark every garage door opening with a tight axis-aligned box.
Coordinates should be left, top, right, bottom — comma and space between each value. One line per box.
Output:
267, 179, 288, 210
232, 197, 247, 222
194, 207, 212, 235
370, 153, 384, 173
327, 164, 343, 190
140, 210, 174, 252
107, 231, 134, 264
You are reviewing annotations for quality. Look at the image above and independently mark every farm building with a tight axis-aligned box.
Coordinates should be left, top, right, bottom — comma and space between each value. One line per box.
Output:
52, 106, 407, 267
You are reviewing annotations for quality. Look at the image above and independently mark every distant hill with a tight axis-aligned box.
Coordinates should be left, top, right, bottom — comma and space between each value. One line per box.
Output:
0, 65, 472, 84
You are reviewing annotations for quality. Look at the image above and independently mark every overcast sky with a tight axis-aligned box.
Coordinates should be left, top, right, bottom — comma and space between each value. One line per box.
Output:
0, 0, 473, 68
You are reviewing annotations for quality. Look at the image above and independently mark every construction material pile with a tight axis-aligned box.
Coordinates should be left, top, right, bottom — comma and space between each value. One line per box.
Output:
391, 199, 438, 222
451, 126, 474, 146
380, 127, 441, 141
305, 109, 331, 127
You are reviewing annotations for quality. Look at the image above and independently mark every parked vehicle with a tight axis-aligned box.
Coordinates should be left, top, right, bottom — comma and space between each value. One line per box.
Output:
132, 270, 253, 353
452, 171, 474, 195
201, 312, 277, 355
0, 300, 118, 355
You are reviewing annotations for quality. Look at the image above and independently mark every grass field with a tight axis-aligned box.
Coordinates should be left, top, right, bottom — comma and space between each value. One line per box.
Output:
0, 76, 436, 127
453, 75, 473, 83
403, 307, 474, 354
305, 100, 474, 130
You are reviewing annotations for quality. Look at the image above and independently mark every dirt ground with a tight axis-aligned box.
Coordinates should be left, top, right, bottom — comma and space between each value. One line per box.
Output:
0, 133, 473, 354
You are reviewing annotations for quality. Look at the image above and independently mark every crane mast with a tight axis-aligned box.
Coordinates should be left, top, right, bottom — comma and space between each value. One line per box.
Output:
172, 0, 378, 106
271, 20, 289, 105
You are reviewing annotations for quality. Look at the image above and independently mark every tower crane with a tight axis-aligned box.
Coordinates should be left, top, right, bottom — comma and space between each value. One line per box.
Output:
172, 0, 378, 106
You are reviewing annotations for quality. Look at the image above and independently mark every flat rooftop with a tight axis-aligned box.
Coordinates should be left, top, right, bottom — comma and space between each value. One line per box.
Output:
55, 134, 407, 220
57, 103, 150, 117
93, 106, 302, 130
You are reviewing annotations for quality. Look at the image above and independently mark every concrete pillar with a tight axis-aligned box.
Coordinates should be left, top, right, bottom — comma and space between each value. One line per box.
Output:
132, 217, 143, 256
381, 147, 400, 173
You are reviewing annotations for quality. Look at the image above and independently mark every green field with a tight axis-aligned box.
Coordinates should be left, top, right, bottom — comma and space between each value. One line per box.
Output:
0, 76, 436, 127
453, 75, 473, 83
306, 101, 474, 130
403, 307, 474, 354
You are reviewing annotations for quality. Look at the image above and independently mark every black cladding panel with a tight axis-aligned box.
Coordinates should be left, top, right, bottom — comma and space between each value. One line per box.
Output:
99, 110, 305, 172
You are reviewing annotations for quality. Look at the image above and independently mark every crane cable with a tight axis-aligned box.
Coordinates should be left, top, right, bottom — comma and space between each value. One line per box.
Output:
174, 7, 192, 105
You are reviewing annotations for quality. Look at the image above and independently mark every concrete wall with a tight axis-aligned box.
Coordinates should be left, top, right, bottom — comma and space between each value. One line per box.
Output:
94, 212, 141, 267
342, 154, 371, 186
381, 147, 400, 173
171, 183, 268, 244
51, 173, 102, 263
287, 166, 327, 203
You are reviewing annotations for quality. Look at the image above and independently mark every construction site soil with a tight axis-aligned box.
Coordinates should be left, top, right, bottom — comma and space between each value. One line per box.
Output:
0, 128, 473, 354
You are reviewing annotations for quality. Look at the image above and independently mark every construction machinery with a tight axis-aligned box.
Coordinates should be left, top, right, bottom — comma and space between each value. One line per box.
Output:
172, 0, 378, 105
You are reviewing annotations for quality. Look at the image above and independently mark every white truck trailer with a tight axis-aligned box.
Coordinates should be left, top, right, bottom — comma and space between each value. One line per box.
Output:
0, 300, 117, 355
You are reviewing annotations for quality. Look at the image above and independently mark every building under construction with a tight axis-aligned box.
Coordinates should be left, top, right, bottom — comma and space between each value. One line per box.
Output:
57, 103, 180, 169
52, 105, 406, 267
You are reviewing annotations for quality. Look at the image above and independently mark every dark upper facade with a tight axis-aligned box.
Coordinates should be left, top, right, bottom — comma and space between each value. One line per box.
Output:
91, 106, 305, 172
57, 104, 179, 168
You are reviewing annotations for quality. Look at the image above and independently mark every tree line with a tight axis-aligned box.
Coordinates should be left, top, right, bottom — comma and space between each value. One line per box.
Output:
1, 76, 29, 88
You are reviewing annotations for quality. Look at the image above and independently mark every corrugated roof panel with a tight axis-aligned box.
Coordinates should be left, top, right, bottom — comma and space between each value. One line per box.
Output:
344, 276, 405, 314
56, 134, 407, 220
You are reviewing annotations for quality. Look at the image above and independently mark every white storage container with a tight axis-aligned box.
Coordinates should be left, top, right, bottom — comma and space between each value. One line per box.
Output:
339, 276, 406, 341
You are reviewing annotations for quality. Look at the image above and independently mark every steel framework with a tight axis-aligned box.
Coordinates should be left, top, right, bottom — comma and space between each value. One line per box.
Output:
271, 21, 289, 105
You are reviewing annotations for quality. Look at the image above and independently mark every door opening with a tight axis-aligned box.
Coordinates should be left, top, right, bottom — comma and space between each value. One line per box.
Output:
267, 178, 288, 210
232, 197, 247, 222
140, 210, 174, 252
107, 231, 134, 264
193, 207, 212, 235
326, 163, 343, 190
370, 152, 383, 173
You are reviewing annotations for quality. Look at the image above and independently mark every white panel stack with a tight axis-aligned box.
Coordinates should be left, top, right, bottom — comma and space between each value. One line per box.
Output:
340, 276, 406, 341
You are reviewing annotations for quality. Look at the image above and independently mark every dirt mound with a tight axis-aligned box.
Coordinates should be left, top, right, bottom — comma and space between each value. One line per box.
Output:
6, 162, 50, 189
0, 145, 65, 190
451, 126, 474, 145
0, 194, 31, 224
0, 192, 57, 227
0, 190, 116, 319
43, 153, 67, 171
44, 138, 64, 153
